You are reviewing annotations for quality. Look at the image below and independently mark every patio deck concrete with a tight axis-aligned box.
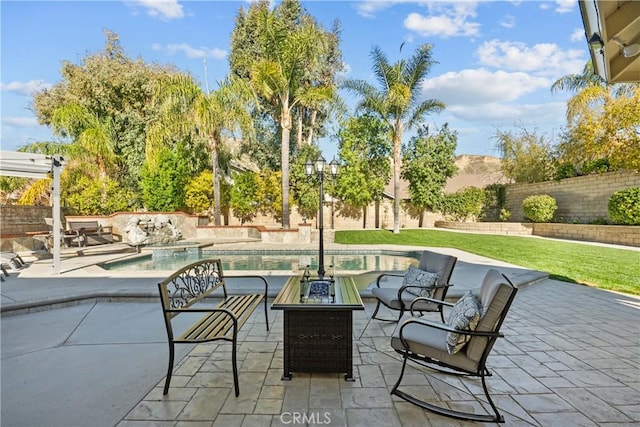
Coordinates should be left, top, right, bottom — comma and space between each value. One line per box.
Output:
1, 241, 638, 426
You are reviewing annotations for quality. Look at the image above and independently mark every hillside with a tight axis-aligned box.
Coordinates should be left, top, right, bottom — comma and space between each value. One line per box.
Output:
384, 154, 508, 199
444, 154, 508, 193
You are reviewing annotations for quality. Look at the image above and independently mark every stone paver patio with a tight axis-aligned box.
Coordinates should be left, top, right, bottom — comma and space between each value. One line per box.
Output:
119, 279, 640, 427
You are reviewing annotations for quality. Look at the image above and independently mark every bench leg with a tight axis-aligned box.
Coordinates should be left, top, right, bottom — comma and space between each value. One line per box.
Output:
232, 338, 240, 397
163, 342, 175, 395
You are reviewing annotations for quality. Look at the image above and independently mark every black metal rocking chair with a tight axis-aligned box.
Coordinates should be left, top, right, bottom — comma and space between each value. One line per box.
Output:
390, 269, 518, 423
371, 250, 457, 322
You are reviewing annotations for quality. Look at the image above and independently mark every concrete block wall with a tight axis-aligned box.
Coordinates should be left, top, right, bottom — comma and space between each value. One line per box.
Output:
506, 170, 640, 223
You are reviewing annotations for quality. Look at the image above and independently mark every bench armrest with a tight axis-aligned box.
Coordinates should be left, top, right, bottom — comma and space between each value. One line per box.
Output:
225, 274, 269, 295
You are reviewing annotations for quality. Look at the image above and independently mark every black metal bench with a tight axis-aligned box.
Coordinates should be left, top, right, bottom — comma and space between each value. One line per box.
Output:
158, 259, 269, 396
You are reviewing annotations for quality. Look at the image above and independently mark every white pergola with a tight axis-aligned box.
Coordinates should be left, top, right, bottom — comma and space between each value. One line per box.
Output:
0, 150, 64, 273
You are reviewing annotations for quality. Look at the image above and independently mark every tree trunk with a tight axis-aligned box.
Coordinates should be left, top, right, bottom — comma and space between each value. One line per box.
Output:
392, 124, 403, 233
210, 133, 221, 226
362, 205, 367, 229
418, 209, 424, 228
306, 109, 317, 145
375, 199, 380, 228
296, 107, 303, 146
280, 101, 291, 229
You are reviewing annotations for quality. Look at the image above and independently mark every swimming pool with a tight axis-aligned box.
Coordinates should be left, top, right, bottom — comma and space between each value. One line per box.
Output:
101, 249, 421, 274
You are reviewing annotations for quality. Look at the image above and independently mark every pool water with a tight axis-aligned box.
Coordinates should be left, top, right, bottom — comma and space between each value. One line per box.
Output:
101, 250, 420, 273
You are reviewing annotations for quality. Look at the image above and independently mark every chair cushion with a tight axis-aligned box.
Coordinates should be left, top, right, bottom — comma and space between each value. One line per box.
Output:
391, 314, 479, 373
371, 287, 439, 311
445, 291, 481, 354
402, 266, 438, 297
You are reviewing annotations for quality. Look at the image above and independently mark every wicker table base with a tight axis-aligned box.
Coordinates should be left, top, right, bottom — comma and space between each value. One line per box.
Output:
283, 309, 353, 380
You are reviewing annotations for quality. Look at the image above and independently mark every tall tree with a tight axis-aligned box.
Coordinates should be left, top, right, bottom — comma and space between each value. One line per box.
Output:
32, 30, 174, 193
494, 127, 555, 183
148, 74, 254, 224
335, 115, 391, 228
343, 43, 444, 233
229, 0, 340, 229
401, 124, 457, 226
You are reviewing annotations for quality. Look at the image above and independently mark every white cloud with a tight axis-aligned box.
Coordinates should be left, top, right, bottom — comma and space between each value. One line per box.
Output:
555, 0, 576, 13
356, 0, 431, 18
1, 80, 52, 96
404, 2, 481, 38
500, 14, 516, 29
571, 28, 585, 42
128, 0, 183, 20
446, 102, 565, 123
152, 43, 227, 59
2, 117, 40, 128
476, 39, 585, 76
422, 68, 550, 106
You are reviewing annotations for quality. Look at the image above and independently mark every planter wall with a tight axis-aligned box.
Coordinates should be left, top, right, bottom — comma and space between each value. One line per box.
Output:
434, 221, 533, 235
532, 223, 640, 247
435, 221, 639, 247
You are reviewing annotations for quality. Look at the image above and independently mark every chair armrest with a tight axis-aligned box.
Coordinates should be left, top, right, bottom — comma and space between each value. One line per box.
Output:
375, 272, 405, 288
409, 296, 454, 314
398, 282, 453, 303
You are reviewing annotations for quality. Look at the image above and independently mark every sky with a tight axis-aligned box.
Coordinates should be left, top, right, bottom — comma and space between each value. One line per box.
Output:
1, 0, 589, 160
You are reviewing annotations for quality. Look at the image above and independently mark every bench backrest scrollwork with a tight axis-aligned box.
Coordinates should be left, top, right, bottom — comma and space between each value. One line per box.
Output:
158, 259, 227, 319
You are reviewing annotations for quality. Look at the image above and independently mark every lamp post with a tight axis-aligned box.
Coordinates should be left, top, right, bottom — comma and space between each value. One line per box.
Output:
305, 154, 339, 279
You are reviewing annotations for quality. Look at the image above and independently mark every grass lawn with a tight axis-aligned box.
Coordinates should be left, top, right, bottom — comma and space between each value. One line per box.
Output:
335, 229, 640, 296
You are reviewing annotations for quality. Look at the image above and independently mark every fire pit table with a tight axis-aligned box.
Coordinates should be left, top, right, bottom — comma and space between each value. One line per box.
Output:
271, 275, 365, 380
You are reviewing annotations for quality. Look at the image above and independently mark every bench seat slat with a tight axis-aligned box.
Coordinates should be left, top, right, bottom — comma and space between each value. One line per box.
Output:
176, 294, 264, 342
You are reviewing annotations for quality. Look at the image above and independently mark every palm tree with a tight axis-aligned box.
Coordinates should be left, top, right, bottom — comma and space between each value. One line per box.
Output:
148, 74, 254, 225
229, 0, 341, 228
551, 60, 637, 122
343, 44, 444, 233
244, 7, 335, 229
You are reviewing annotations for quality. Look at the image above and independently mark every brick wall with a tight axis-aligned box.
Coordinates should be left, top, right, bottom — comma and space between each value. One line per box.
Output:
506, 170, 640, 223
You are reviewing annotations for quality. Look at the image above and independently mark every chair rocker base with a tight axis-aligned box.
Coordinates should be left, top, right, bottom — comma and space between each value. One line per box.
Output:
391, 387, 504, 423
391, 354, 504, 423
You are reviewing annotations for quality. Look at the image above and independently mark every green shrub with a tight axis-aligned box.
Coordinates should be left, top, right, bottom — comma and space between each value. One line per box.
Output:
440, 187, 487, 221
499, 208, 511, 222
522, 194, 557, 222
65, 176, 132, 215
608, 187, 640, 225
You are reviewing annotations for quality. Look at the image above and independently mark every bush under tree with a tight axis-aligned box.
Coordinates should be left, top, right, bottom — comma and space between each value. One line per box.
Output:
440, 187, 487, 222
